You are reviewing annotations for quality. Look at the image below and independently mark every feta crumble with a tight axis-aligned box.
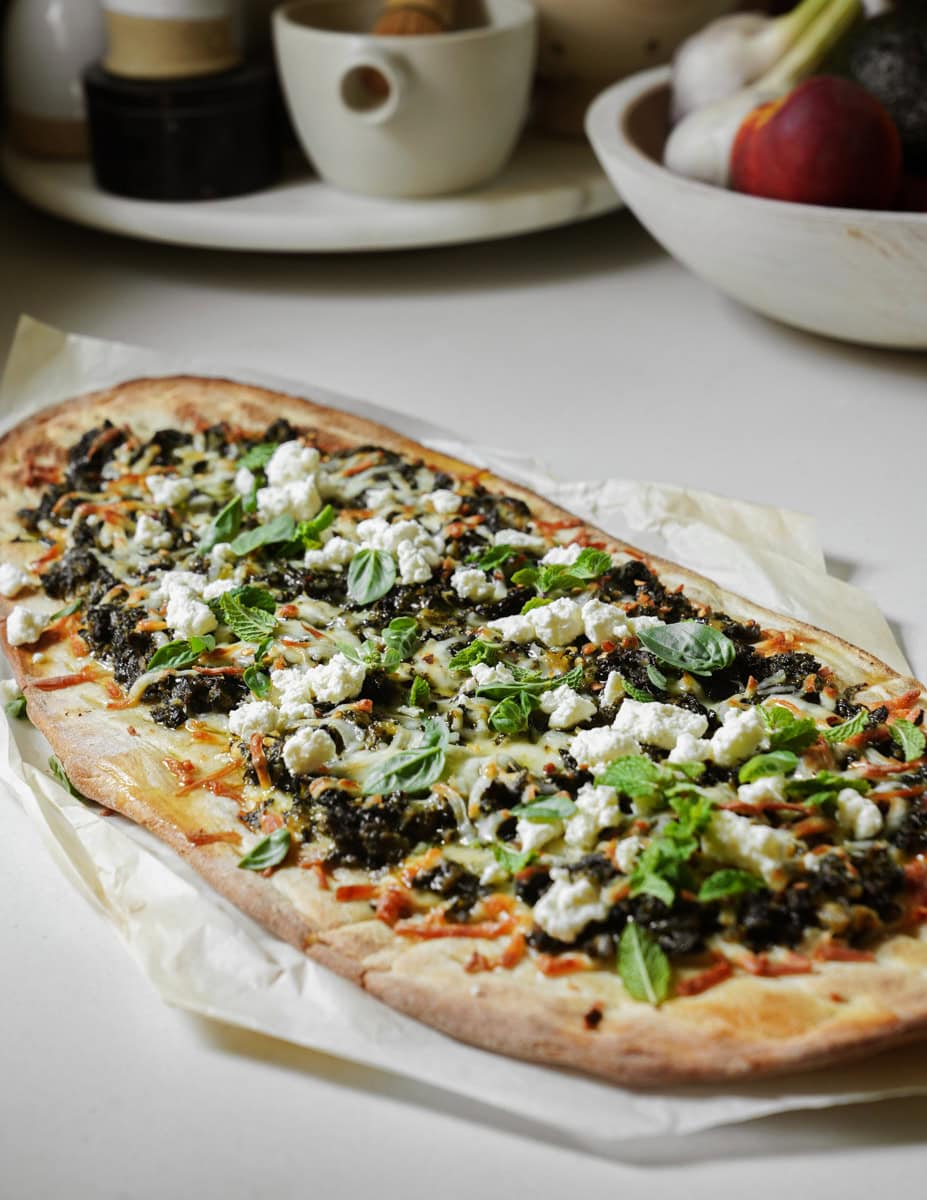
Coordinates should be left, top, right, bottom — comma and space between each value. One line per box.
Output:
540, 543, 583, 567
283, 727, 337, 775
451, 567, 506, 604
569, 726, 641, 773
539, 685, 596, 730
836, 788, 883, 840
532, 869, 609, 943
6, 606, 44, 646
145, 475, 192, 507
229, 700, 280, 741
0, 562, 32, 598
304, 536, 357, 572
710, 706, 768, 766
564, 783, 620, 850
133, 513, 173, 551
702, 810, 796, 884
581, 598, 629, 647
422, 489, 462, 515
612, 698, 708, 751
265, 440, 320, 486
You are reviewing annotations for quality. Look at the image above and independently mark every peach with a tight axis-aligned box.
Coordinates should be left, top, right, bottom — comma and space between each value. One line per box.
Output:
730, 75, 902, 209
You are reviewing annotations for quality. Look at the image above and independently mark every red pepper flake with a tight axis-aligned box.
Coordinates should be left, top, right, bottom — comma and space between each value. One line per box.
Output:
32, 668, 97, 691
163, 757, 198, 784
375, 886, 413, 925
177, 760, 238, 794
335, 883, 377, 903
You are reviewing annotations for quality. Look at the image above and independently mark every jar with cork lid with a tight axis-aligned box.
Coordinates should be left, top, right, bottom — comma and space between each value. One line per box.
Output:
102, 0, 241, 79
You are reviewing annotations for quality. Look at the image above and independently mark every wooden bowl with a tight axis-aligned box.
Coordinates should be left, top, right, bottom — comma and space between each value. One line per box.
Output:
586, 67, 927, 349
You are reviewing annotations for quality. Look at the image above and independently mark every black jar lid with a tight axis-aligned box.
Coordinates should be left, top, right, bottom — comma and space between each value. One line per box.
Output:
84, 60, 276, 115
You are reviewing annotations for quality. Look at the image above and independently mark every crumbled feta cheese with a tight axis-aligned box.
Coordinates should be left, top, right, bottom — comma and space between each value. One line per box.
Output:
564, 783, 620, 849
283, 727, 336, 775
209, 542, 235, 574
301, 653, 366, 705
485, 612, 535, 643
493, 529, 545, 552
357, 517, 416, 553
702, 810, 796, 883
612, 698, 708, 751
614, 834, 644, 875
710, 706, 768, 766
569, 726, 641, 772
365, 485, 396, 510
836, 788, 883, 840
479, 860, 509, 887
133, 513, 173, 551
422, 489, 462, 515
581, 598, 629, 647
304, 536, 357, 572
736, 775, 788, 807
0, 678, 19, 704
229, 700, 280, 740
451, 567, 505, 603
398, 542, 436, 585
532, 869, 609, 943
257, 478, 322, 523
6, 606, 45, 646
601, 670, 624, 708
539, 685, 596, 730
202, 578, 237, 602
234, 466, 256, 496
265, 440, 320, 486
0, 562, 32, 598
165, 587, 218, 640
517, 817, 561, 855
271, 666, 318, 725
667, 731, 713, 764
145, 474, 192, 507
629, 615, 664, 632
471, 662, 516, 688
540, 543, 583, 567
530, 598, 584, 647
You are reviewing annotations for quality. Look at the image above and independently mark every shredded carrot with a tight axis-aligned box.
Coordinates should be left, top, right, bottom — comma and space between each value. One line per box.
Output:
163, 757, 198, 784
301, 860, 331, 891
375, 887, 416, 925
177, 760, 239, 795
250, 733, 272, 790
535, 953, 591, 977
185, 721, 228, 744
342, 456, 380, 477
393, 912, 514, 940
33, 542, 62, 569
535, 518, 583, 535
790, 816, 835, 840
103, 680, 124, 701
814, 941, 875, 963
739, 951, 812, 977
883, 690, 923, 715
187, 829, 241, 847
196, 666, 245, 677
676, 957, 734, 996
278, 604, 299, 619
203, 781, 243, 801
32, 668, 97, 691
68, 633, 90, 658
500, 930, 527, 969
336, 884, 377, 903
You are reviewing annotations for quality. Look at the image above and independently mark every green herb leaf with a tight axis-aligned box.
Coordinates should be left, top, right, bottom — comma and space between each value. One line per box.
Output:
510, 794, 577, 823
230, 514, 297, 557
513, 548, 612, 598
474, 664, 583, 703
229, 585, 277, 613
239, 442, 278, 470
631, 873, 676, 907
49, 597, 83, 621
238, 828, 291, 871
218, 592, 278, 642
409, 676, 431, 709
147, 633, 216, 671
521, 596, 553, 615
738, 750, 799, 784
646, 663, 668, 691
363, 719, 448, 796
618, 924, 670, 1006
620, 677, 654, 704
759, 704, 820, 753
294, 504, 335, 550
697, 869, 764, 903
785, 771, 870, 807
48, 755, 85, 800
598, 755, 663, 802
4, 694, 27, 720
636, 621, 735, 677
891, 719, 926, 763
467, 544, 523, 571
491, 843, 537, 875
448, 639, 498, 672
488, 692, 537, 735
199, 494, 242, 553
821, 709, 868, 745
627, 789, 715, 904
383, 616, 419, 661
347, 548, 396, 606
243, 666, 270, 697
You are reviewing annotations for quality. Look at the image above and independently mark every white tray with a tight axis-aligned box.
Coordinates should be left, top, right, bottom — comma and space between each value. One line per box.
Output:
1, 134, 620, 253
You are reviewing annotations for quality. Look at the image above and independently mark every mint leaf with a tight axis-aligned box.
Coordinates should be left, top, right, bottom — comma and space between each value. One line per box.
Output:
230, 514, 297, 557
620, 677, 654, 704
148, 633, 216, 671
228, 585, 276, 613
631, 873, 675, 907
698, 869, 764, 903
347, 548, 396, 606
4, 694, 27, 719
598, 755, 663, 802
891, 718, 926, 763
363, 719, 448, 796
199, 494, 242, 553
474, 664, 583, 703
512, 548, 611, 598
383, 616, 419, 661
759, 704, 819, 753
785, 771, 870, 807
409, 676, 431, 709
243, 666, 270, 697
636, 621, 735, 677
521, 596, 553, 615
618, 924, 670, 1006
738, 750, 799, 784
488, 692, 537, 735
491, 843, 537, 874
821, 709, 868, 745
510, 794, 577, 823
448, 639, 498, 671
239, 442, 278, 471
238, 828, 291, 871
646, 663, 668, 691
48, 755, 85, 800
467, 544, 523, 571
219, 592, 277, 642
294, 504, 335, 550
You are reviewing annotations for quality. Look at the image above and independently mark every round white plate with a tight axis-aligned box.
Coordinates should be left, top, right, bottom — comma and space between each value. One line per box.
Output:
1, 135, 620, 253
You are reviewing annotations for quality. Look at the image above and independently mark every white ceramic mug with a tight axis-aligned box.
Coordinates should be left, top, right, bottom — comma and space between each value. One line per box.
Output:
273, 0, 538, 198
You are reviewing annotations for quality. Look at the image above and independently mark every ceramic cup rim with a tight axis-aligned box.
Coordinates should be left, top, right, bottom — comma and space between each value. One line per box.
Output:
274, 0, 537, 45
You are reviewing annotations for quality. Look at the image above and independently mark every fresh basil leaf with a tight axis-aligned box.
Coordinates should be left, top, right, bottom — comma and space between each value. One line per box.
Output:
491, 843, 537, 874
49, 597, 83, 621
636, 621, 735, 677
822, 709, 868, 745
4, 694, 27, 720
448, 639, 498, 672
513, 548, 611, 599
785, 771, 870, 806
347, 548, 396, 606
631, 873, 676, 907
620, 677, 654, 704
238, 828, 291, 871
618, 923, 670, 1006
363, 719, 448, 796
230, 514, 297, 557
199, 494, 242, 553
239, 442, 278, 471
646, 663, 668, 691
521, 596, 553, 615
891, 718, 926, 763
219, 592, 278, 642
148, 633, 216, 671
383, 616, 419, 660
48, 755, 85, 800
409, 676, 431, 709
698, 869, 764, 903
294, 504, 335, 550
489, 692, 537, 735
243, 666, 270, 697
759, 705, 819, 753
242, 475, 259, 515
467, 544, 522, 571
510, 794, 577, 823
738, 750, 799, 784
475, 664, 583, 703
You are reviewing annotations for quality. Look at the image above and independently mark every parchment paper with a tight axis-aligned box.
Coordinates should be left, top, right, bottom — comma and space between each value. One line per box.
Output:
2, 315, 924, 1153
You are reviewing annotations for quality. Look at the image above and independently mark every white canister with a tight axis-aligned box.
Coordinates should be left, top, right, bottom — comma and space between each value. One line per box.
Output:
273, 0, 538, 198
3, 0, 105, 158
102, 0, 241, 79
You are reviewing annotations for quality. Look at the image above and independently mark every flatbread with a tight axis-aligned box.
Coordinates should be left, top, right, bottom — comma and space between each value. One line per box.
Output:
2, 375, 926, 1087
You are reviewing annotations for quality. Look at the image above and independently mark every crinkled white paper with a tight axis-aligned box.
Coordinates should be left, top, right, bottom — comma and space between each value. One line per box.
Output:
1, 316, 924, 1152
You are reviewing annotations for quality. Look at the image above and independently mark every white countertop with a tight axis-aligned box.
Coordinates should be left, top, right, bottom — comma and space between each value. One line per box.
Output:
2, 186, 927, 1199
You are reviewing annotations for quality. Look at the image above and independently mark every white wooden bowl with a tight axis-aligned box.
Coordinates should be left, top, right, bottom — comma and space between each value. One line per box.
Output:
586, 67, 927, 349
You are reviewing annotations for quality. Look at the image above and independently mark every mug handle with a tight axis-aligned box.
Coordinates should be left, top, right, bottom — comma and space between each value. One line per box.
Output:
338, 49, 406, 125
